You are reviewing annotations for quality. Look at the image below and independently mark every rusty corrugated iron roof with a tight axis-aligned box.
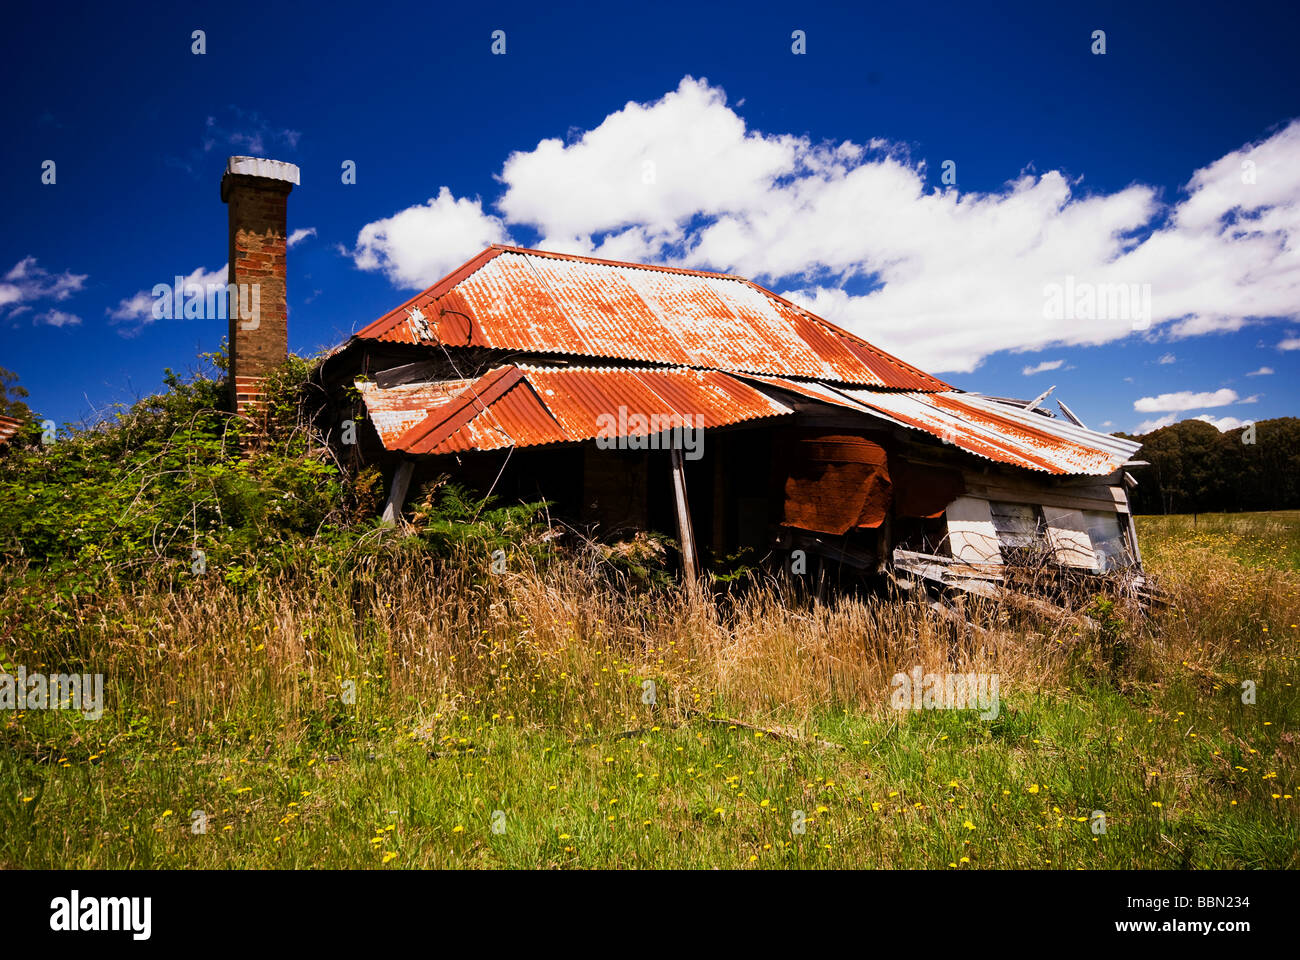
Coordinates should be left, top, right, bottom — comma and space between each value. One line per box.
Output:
361, 364, 794, 456
0, 415, 23, 446
352, 245, 948, 391
342, 246, 1135, 476
829, 387, 1142, 475
357, 362, 1137, 476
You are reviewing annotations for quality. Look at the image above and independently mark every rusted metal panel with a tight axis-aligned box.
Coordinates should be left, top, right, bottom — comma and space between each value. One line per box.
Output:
352, 245, 950, 390
395, 366, 530, 454
359, 364, 795, 456
736, 377, 1139, 476
353, 379, 473, 447
777, 430, 892, 535
833, 388, 1141, 476
436, 377, 569, 454
0, 415, 23, 445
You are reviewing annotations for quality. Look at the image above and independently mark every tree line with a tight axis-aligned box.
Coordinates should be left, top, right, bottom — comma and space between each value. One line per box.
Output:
1117, 417, 1300, 515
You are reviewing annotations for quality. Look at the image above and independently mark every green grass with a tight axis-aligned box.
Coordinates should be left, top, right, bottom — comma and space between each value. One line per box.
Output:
6, 677, 1295, 869
2, 512, 1297, 869
1138, 510, 1300, 573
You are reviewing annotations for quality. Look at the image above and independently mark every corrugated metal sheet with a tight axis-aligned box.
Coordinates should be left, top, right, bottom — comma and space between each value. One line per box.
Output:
354, 379, 474, 447
741, 374, 1138, 475
353, 246, 948, 391
0, 415, 22, 445
423, 371, 568, 454
361, 364, 795, 456
736, 373, 871, 411
357, 360, 1139, 476
520, 365, 791, 440
831, 387, 1142, 476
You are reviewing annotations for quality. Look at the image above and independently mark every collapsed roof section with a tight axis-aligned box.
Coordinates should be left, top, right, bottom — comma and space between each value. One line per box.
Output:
829, 388, 1141, 475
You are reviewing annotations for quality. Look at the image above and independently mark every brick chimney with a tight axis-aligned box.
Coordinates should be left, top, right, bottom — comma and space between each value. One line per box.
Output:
221, 156, 299, 415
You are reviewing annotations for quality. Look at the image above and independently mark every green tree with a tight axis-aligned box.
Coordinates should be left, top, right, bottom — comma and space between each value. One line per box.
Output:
0, 366, 31, 421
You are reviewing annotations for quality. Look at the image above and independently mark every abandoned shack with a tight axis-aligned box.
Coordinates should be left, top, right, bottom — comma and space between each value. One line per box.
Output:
221, 156, 1146, 589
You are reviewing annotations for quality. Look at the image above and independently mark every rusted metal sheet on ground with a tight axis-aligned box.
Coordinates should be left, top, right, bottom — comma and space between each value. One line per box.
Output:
352, 245, 948, 391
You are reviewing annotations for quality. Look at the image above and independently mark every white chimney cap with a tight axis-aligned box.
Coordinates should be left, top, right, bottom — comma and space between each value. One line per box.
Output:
224, 156, 300, 185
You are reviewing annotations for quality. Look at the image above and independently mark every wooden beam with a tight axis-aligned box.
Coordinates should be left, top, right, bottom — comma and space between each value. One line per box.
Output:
381, 459, 415, 525
962, 478, 1130, 515
670, 441, 699, 588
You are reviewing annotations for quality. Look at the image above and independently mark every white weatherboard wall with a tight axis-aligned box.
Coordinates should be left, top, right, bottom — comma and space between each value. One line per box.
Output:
946, 496, 1002, 563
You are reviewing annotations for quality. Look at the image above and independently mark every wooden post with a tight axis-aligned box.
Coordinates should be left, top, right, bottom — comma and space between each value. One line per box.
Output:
1124, 510, 1143, 569
670, 441, 699, 588
381, 460, 415, 526
875, 513, 893, 574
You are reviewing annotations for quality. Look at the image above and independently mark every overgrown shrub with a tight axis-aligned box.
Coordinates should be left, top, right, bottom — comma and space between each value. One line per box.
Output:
0, 347, 548, 599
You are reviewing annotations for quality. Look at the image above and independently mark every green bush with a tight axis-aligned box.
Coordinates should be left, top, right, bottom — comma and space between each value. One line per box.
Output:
0, 347, 548, 597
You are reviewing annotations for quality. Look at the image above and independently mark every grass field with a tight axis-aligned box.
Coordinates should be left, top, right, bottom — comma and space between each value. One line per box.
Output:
2, 512, 1297, 869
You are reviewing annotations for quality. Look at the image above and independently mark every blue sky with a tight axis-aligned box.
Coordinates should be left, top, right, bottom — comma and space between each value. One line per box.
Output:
3, 0, 1298, 434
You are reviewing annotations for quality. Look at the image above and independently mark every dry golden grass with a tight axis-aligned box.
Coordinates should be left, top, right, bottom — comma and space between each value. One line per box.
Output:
13, 521, 1291, 738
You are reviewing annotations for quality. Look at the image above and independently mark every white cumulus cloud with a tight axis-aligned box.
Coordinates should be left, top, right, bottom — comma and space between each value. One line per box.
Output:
1022, 359, 1063, 376
108, 264, 229, 335
1135, 414, 1177, 434
348, 77, 1300, 374
36, 309, 81, 327
350, 188, 510, 289
1195, 414, 1249, 431
1133, 388, 1239, 412
1, 256, 87, 319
